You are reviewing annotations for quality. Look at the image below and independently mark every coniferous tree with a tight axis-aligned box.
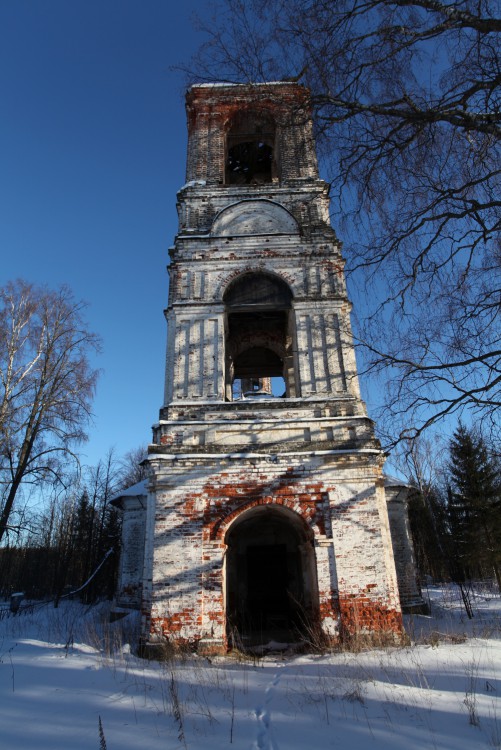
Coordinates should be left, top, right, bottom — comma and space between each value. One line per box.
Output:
448, 423, 501, 590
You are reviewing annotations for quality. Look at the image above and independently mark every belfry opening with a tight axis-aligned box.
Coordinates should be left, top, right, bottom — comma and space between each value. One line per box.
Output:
223, 272, 295, 400
225, 108, 276, 185
225, 506, 318, 647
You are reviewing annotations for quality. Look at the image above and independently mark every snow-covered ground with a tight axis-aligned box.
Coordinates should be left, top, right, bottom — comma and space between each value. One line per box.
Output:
1, 586, 500, 749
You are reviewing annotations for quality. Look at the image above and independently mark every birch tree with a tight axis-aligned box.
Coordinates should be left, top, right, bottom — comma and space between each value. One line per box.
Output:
0, 280, 100, 543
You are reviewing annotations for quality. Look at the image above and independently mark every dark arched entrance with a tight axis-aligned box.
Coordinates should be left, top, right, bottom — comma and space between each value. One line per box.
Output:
224, 505, 319, 648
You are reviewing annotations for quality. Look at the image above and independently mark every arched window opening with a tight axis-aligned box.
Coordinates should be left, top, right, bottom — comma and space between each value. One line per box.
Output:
224, 273, 292, 309
225, 506, 319, 648
223, 273, 297, 400
225, 110, 276, 186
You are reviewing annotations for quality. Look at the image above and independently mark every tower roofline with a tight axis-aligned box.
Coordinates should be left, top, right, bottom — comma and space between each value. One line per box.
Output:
186, 81, 311, 105
190, 81, 305, 89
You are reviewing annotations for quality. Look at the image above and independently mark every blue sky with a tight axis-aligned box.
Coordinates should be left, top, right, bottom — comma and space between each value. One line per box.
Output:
1, 1, 206, 468
1, 1, 414, 477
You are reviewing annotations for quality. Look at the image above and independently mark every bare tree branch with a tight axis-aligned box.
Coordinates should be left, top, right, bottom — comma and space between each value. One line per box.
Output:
188, 0, 501, 444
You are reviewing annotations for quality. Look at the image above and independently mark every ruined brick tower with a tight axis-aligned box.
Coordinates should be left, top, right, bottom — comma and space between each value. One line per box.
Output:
127, 83, 407, 653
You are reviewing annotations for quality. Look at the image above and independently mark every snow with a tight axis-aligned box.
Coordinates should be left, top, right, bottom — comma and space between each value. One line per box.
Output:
383, 474, 410, 488
111, 480, 148, 500
157, 416, 369, 425
179, 180, 207, 190
193, 82, 299, 88
0, 586, 500, 749
148, 448, 381, 461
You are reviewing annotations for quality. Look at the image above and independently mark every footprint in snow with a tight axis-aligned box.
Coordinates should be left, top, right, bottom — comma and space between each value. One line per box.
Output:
252, 669, 285, 750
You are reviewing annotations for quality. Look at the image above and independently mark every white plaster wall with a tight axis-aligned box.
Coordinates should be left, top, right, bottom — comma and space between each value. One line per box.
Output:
144, 451, 401, 647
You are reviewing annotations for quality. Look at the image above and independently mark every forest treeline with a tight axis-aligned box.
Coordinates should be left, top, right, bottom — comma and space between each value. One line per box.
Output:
1, 422, 499, 608
0, 447, 146, 604
0, 279, 146, 604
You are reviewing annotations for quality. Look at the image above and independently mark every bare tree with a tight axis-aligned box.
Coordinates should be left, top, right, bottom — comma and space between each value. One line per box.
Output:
395, 434, 446, 497
393, 435, 450, 578
0, 280, 100, 544
117, 445, 149, 491
191, 0, 500, 444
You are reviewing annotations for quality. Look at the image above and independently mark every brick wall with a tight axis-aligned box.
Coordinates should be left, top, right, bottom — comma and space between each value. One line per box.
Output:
185, 83, 318, 186
127, 82, 410, 654
386, 484, 426, 611
141, 451, 402, 652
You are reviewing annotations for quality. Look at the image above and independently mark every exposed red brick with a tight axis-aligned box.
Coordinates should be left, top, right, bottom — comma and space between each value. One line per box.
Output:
338, 595, 403, 637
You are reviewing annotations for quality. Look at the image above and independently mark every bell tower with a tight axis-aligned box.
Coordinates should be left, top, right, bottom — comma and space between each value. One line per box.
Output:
142, 83, 404, 653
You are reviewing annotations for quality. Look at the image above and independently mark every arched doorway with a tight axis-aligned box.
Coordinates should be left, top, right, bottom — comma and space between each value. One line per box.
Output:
224, 505, 319, 647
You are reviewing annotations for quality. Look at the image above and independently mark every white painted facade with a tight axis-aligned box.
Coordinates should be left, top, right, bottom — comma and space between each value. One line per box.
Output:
113, 83, 423, 654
